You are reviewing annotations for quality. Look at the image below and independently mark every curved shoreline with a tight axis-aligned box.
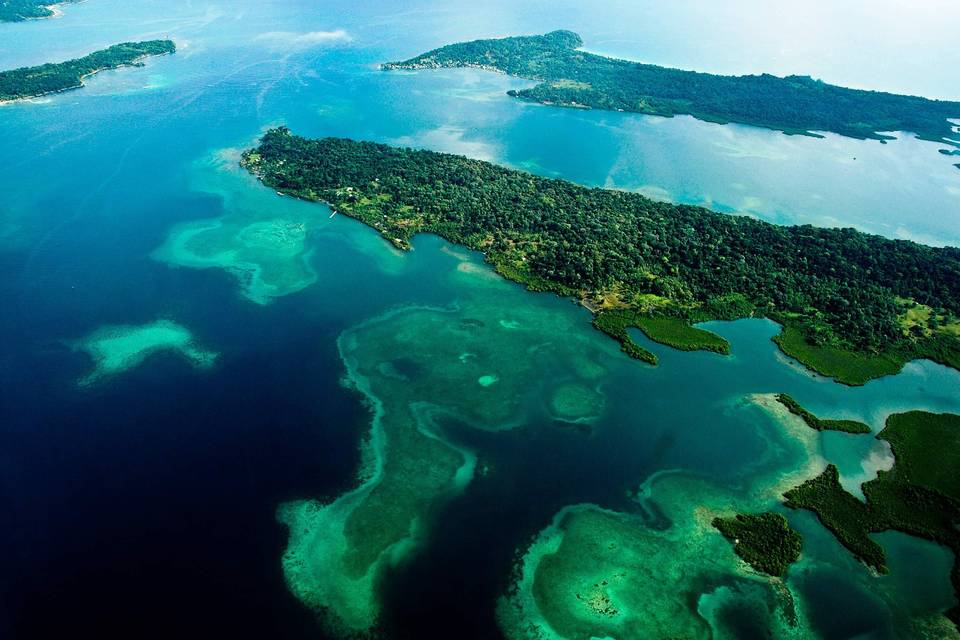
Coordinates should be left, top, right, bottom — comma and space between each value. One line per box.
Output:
496, 393, 832, 639
277, 300, 538, 633
382, 31, 960, 147
276, 303, 472, 632
0, 41, 175, 104
241, 130, 960, 387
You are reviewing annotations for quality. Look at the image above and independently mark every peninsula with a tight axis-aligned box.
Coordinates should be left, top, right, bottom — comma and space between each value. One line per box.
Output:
0, 0, 75, 22
0, 40, 175, 103
383, 30, 960, 146
774, 393, 871, 434
241, 129, 960, 384
784, 411, 960, 626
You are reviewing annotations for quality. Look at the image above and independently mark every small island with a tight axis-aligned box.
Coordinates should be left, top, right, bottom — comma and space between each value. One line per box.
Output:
0, 0, 75, 22
241, 129, 960, 384
0, 40, 175, 103
774, 393, 871, 434
712, 512, 802, 577
783, 411, 960, 626
383, 30, 960, 147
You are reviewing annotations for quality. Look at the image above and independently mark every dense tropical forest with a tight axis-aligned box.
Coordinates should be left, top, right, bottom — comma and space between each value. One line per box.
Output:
0, 0, 72, 22
711, 512, 802, 577
383, 30, 960, 145
241, 129, 960, 383
0, 40, 175, 102
784, 411, 960, 625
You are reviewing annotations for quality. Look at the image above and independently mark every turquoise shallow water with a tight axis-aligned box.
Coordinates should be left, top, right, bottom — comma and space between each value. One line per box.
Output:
2, 1, 960, 638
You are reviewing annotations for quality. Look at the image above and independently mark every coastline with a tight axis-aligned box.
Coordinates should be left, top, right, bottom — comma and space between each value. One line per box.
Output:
22, 0, 83, 21
746, 392, 827, 500
0, 47, 174, 105
381, 33, 960, 147
244, 153, 958, 387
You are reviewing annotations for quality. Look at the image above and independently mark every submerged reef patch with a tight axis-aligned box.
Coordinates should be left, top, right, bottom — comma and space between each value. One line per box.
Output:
548, 382, 605, 425
497, 484, 807, 640
497, 394, 834, 640
73, 319, 217, 386
152, 150, 336, 304
153, 215, 320, 304
277, 290, 614, 634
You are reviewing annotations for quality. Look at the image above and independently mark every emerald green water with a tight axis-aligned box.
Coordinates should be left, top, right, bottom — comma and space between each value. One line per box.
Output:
3, 1, 960, 638
72, 318, 217, 386
249, 206, 960, 636
190, 145, 960, 635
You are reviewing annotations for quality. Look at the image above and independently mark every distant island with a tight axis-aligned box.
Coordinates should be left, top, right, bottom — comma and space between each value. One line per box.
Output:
784, 411, 960, 626
0, 40, 175, 103
0, 0, 77, 22
383, 30, 960, 146
241, 129, 960, 384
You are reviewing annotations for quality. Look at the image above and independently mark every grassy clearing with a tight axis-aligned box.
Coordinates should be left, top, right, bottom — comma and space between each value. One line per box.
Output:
775, 322, 960, 386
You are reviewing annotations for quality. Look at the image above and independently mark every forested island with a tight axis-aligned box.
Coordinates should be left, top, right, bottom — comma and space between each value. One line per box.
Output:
383, 30, 960, 146
774, 393, 871, 434
241, 129, 960, 384
0, 40, 175, 103
712, 512, 802, 577
0, 0, 73, 22
784, 411, 960, 625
